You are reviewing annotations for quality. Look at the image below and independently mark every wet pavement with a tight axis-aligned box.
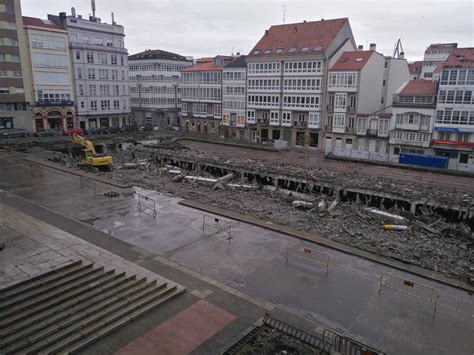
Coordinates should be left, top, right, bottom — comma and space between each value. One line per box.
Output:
1, 151, 473, 355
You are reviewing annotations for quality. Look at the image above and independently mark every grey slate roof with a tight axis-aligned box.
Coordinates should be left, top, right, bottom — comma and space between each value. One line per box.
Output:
224, 55, 247, 68
129, 49, 189, 62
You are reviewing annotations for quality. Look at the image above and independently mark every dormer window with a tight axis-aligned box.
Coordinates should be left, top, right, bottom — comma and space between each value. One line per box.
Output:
253, 49, 260, 55
301, 47, 309, 52
314, 46, 323, 51
276, 48, 283, 54
355, 58, 363, 62
340, 58, 348, 63
264, 49, 271, 54
289, 48, 296, 53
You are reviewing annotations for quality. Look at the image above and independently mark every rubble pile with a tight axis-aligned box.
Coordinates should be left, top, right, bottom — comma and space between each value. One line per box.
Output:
38, 141, 474, 284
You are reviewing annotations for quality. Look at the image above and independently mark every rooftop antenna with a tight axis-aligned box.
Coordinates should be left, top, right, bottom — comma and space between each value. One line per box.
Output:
282, 4, 286, 24
111, 12, 115, 24
91, 0, 96, 20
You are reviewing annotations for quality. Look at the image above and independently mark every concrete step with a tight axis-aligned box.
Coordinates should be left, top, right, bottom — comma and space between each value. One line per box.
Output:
0, 267, 116, 328
0, 262, 95, 311
17, 281, 168, 355
0, 260, 82, 298
0, 275, 145, 349
40, 284, 182, 355
64, 286, 184, 354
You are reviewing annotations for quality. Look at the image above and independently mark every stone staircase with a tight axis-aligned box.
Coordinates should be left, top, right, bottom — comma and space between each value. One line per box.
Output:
0, 260, 184, 354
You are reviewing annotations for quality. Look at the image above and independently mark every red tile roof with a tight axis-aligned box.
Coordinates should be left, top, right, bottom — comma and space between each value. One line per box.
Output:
182, 62, 223, 72
399, 80, 438, 96
249, 18, 349, 56
331, 50, 374, 70
442, 47, 474, 69
408, 61, 423, 74
23, 16, 64, 30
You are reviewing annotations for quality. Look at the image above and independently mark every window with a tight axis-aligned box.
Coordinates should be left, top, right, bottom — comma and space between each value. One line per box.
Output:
32, 53, 68, 68
100, 100, 111, 110
439, 132, 451, 141
86, 52, 94, 63
99, 85, 109, 95
77, 68, 83, 79
120, 56, 125, 66
99, 69, 108, 80
113, 100, 120, 109
31, 34, 66, 50
89, 85, 96, 95
111, 70, 118, 80
270, 111, 279, 124
308, 112, 319, 127
88, 68, 95, 80
90, 100, 97, 110
78, 84, 84, 95
247, 110, 255, 122
75, 51, 81, 60
455, 91, 463, 104
382, 79, 386, 86
111, 55, 117, 65
446, 90, 455, 103
113, 85, 119, 95
333, 114, 345, 129
464, 91, 472, 104
334, 93, 346, 109
98, 53, 107, 64
213, 104, 221, 118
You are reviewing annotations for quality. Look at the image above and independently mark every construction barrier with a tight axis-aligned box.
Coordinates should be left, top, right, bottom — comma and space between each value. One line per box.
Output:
136, 193, 157, 218
286, 243, 329, 275
79, 176, 97, 198
322, 329, 385, 355
378, 273, 439, 314
202, 215, 232, 242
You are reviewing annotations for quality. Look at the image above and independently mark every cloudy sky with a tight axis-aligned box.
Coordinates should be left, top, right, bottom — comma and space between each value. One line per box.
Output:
22, 0, 473, 61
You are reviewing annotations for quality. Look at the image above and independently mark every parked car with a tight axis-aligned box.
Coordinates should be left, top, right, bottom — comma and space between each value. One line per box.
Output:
63, 128, 84, 136
108, 126, 121, 134
0, 129, 30, 138
35, 129, 57, 137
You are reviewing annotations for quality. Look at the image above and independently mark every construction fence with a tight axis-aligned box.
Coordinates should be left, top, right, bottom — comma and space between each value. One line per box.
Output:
136, 193, 157, 218
202, 215, 232, 243
286, 243, 329, 275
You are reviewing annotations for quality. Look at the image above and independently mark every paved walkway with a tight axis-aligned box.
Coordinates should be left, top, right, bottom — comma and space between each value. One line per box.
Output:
1, 152, 473, 354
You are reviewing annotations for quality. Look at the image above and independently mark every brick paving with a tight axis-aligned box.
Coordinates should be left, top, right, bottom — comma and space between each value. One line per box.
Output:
115, 300, 236, 355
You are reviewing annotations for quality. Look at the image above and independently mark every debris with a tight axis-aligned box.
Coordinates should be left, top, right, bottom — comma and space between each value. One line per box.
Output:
104, 191, 120, 198
384, 224, 409, 231
318, 200, 326, 211
365, 207, 406, 222
216, 173, 234, 183
327, 199, 339, 213
171, 175, 185, 183
292, 201, 314, 209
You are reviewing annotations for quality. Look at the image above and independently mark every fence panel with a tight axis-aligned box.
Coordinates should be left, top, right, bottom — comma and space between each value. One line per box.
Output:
202, 215, 232, 242
378, 273, 439, 314
79, 176, 97, 198
136, 193, 157, 218
322, 329, 385, 355
286, 243, 329, 275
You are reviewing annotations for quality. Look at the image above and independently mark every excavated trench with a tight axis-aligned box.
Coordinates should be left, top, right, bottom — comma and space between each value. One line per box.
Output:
155, 154, 474, 226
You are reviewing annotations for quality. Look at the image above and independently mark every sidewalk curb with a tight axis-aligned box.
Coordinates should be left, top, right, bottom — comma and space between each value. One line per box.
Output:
179, 199, 474, 293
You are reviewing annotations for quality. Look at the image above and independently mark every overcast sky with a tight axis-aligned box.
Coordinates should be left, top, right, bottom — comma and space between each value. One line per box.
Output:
22, 0, 473, 61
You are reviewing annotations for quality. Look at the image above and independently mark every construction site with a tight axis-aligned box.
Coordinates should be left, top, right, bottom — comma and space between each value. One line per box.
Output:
1, 132, 473, 354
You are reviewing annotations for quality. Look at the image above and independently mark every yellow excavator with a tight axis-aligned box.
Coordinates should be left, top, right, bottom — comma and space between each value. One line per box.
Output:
71, 133, 113, 172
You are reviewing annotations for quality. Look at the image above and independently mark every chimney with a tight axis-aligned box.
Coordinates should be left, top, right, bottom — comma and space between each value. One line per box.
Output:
399, 52, 405, 59
369, 43, 376, 51
265, 30, 269, 36
111, 12, 115, 24
358, 45, 363, 51
59, 12, 67, 27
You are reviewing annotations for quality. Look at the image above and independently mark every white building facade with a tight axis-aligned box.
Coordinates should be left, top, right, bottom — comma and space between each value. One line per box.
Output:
49, 11, 131, 130
420, 43, 457, 81
432, 48, 474, 172
246, 18, 356, 149
23, 16, 75, 133
389, 80, 437, 161
129, 49, 192, 129
221, 55, 247, 139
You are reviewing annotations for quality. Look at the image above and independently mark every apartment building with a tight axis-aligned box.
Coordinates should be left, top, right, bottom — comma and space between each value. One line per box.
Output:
49, 10, 131, 130
389, 80, 437, 160
0, 0, 31, 130
325, 47, 410, 159
408, 61, 423, 80
221, 55, 246, 139
420, 43, 457, 80
246, 18, 356, 148
181, 56, 233, 135
23, 16, 75, 132
432, 48, 474, 172
129, 49, 192, 129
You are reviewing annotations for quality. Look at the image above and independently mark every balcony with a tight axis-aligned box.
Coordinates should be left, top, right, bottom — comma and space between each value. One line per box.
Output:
229, 120, 236, 126
308, 122, 320, 129
326, 105, 334, 112
325, 125, 333, 133
293, 121, 307, 128
35, 100, 75, 107
347, 106, 356, 113
366, 129, 378, 137
270, 119, 281, 126
346, 127, 355, 134
389, 137, 430, 148
281, 120, 292, 127
257, 118, 269, 125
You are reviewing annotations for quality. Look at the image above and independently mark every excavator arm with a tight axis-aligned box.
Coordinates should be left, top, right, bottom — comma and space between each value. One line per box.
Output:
72, 133, 97, 156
